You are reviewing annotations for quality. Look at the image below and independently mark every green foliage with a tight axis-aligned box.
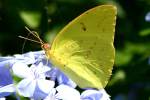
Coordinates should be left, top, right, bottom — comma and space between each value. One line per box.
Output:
19, 11, 41, 28
0, 0, 150, 99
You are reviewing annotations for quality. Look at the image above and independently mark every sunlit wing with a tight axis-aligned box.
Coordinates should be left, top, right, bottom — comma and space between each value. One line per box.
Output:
47, 5, 117, 89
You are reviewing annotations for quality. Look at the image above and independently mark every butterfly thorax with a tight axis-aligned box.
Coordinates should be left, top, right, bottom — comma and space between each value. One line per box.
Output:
41, 43, 64, 68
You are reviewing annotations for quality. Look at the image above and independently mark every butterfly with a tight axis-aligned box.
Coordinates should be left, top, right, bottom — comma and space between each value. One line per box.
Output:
20, 5, 117, 89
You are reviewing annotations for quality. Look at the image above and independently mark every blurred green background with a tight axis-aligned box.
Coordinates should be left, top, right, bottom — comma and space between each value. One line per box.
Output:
0, 0, 150, 100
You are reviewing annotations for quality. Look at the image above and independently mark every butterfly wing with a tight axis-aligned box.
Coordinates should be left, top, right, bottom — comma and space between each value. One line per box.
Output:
48, 5, 117, 89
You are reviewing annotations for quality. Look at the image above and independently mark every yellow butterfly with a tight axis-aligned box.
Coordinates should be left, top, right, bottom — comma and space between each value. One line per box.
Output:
21, 5, 117, 89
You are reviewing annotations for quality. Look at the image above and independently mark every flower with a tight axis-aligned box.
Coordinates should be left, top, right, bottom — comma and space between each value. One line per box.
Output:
0, 60, 13, 86
47, 68, 77, 88
0, 97, 6, 100
43, 88, 57, 100
0, 57, 14, 97
0, 84, 15, 98
44, 84, 110, 100
43, 84, 81, 100
81, 89, 110, 100
55, 84, 80, 100
0, 51, 111, 100
12, 62, 54, 99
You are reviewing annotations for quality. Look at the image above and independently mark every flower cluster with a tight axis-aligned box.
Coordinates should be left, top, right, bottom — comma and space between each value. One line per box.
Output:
0, 51, 110, 100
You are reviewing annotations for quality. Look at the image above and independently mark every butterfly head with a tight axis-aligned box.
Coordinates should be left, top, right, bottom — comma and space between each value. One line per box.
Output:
41, 43, 51, 51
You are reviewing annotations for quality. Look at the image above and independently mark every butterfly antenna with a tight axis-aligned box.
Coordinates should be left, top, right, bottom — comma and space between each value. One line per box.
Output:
18, 36, 42, 44
18, 33, 41, 54
33, 31, 45, 44
25, 26, 44, 45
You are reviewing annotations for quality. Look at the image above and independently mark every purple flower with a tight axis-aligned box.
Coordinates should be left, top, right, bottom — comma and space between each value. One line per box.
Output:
47, 68, 77, 88
0, 51, 111, 100
81, 89, 110, 100
0, 57, 14, 97
0, 61, 13, 86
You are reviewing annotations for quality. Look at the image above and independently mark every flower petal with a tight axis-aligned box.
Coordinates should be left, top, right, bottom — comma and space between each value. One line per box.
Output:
33, 85, 48, 100
17, 78, 36, 97
81, 89, 103, 100
37, 79, 55, 94
0, 57, 13, 62
0, 84, 15, 97
47, 68, 59, 81
57, 69, 77, 88
0, 97, 5, 100
0, 64, 13, 86
44, 89, 57, 100
99, 89, 110, 100
12, 62, 33, 78
56, 84, 80, 100
23, 52, 36, 64
33, 80, 55, 100
81, 89, 110, 100
33, 62, 51, 74
14, 52, 35, 65
32, 51, 45, 60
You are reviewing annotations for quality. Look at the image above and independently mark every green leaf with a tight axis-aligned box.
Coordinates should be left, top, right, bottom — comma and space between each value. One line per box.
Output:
19, 11, 41, 28
139, 28, 150, 36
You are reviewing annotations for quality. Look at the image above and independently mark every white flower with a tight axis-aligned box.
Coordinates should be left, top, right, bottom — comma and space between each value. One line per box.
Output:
12, 62, 54, 99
